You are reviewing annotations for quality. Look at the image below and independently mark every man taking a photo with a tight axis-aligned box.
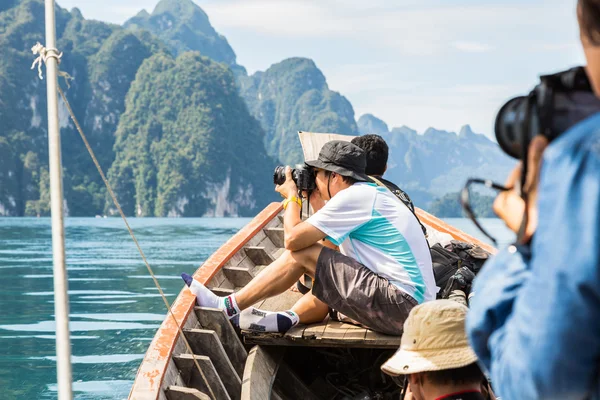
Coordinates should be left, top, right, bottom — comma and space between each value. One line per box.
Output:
184, 140, 436, 335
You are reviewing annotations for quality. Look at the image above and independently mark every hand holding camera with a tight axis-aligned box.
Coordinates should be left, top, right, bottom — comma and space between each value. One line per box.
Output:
463, 66, 600, 245
493, 136, 548, 242
274, 166, 298, 199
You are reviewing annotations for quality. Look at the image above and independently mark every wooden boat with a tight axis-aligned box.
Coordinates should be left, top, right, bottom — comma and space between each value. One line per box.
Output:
128, 202, 495, 400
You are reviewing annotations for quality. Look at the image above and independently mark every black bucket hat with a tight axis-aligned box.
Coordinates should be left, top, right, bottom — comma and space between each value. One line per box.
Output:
305, 140, 370, 182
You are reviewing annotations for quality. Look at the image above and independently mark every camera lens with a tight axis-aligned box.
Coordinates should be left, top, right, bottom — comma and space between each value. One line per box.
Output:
494, 96, 528, 159
273, 166, 286, 185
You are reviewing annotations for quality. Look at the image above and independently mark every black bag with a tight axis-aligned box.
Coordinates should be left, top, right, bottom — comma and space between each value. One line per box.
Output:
431, 241, 490, 299
430, 243, 463, 294
444, 240, 490, 274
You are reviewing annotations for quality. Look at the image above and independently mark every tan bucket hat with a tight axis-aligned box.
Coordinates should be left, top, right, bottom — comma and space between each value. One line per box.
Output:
381, 300, 478, 376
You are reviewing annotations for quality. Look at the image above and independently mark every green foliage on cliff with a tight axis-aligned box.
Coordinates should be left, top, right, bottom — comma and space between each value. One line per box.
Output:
0, 0, 511, 218
124, 0, 238, 66
240, 58, 358, 165
108, 52, 274, 217
428, 191, 497, 218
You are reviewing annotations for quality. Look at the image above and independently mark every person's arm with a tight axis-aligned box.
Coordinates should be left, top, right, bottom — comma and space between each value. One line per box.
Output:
468, 143, 600, 399
275, 167, 327, 251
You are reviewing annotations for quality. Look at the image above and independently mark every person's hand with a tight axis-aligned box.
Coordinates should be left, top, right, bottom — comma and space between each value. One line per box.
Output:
307, 187, 325, 212
275, 166, 298, 199
493, 135, 548, 242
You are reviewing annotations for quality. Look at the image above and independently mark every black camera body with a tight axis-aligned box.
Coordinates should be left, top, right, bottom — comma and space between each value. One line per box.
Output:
495, 66, 600, 159
273, 164, 316, 192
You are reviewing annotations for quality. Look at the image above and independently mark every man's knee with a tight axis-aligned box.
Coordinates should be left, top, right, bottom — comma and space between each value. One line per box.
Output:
284, 244, 323, 275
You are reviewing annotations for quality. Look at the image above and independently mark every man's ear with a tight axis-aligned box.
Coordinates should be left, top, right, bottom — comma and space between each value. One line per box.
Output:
409, 373, 422, 386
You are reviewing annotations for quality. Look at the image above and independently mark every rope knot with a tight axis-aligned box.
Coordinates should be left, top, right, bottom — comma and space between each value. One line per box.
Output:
31, 42, 63, 80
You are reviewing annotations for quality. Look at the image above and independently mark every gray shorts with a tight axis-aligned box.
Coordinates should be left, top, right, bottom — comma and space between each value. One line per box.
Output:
312, 247, 417, 335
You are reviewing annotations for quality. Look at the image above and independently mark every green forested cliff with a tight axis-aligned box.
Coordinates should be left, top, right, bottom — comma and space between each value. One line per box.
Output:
108, 52, 274, 217
0, 0, 512, 218
0, 0, 361, 216
239, 58, 358, 165
123, 0, 240, 71
428, 191, 496, 218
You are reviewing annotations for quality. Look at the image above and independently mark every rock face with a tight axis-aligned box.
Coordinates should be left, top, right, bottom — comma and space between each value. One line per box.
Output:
107, 52, 274, 217
0, 0, 273, 216
124, 0, 237, 66
356, 114, 515, 207
357, 114, 389, 136
239, 58, 359, 165
0, 0, 513, 217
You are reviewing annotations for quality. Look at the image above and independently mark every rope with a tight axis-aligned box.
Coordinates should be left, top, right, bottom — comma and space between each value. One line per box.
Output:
33, 44, 217, 400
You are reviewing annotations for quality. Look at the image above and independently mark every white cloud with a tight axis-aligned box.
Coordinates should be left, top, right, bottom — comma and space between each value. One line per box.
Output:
53, 0, 583, 137
452, 41, 493, 53
204, 0, 576, 56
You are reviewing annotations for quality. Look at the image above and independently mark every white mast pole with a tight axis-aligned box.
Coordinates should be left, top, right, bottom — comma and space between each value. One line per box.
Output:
44, 0, 73, 398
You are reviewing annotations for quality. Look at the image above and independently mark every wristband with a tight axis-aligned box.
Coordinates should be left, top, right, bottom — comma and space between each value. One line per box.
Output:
282, 196, 302, 210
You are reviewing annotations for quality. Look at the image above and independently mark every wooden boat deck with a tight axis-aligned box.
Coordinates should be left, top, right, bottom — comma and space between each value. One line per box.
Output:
243, 318, 400, 349
129, 202, 495, 400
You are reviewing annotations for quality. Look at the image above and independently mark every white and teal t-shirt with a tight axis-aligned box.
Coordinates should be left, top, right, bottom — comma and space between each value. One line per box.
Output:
306, 182, 436, 303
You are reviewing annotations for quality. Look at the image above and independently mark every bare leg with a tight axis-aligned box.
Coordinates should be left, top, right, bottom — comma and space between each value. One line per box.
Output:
291, 293, 329, 324
234, 244, 322, 310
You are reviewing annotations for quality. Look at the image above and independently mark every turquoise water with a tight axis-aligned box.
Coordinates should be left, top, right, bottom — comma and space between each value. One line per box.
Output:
0, 217, 512, 399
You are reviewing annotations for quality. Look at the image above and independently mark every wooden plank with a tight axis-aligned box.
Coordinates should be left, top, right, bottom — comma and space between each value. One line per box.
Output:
271, 248, 285, 260
320, 320, 350, 340
194, 307, 247, 377
244, 246, 274, 266
302, 320, 328, 340
244, 321, 398, 348
257, 289, 303, 313
342, 324, 368, 341
130, 203, 283, 400
264, 227, 284, 248
209, 287, 234, 297
283, 324, 305, 340
274, 363, 319, 400
184, 329, 241, 400
241, 346, 285, 400
173, 354, 230, 400
364, 329, 402, 347
298, 131, 357, 161
165, 386, 211, 400
222, 266, 255, 287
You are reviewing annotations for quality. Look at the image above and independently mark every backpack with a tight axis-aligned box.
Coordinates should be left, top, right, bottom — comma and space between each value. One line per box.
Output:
431, 241, 490, 299
431, 243, 463, 293
444, 240, 490, 274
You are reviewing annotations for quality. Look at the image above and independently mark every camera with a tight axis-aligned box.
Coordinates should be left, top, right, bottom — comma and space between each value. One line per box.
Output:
273, 164, 316, 192
495, 66, 600, 159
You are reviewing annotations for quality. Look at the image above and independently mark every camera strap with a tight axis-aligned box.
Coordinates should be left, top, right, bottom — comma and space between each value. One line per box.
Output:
369, 175, 427, 237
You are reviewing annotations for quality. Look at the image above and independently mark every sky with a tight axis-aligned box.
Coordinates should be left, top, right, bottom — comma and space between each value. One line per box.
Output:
56, 0, 585, 138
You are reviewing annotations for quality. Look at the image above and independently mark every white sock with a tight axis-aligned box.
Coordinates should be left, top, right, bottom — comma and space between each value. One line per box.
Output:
181, 273, 240, 319
239, 307, 299, 333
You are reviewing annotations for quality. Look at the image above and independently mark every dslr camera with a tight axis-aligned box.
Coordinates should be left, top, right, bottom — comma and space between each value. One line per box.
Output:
495, 66, 600, 159
462, 67, 600, 244
273, 164, 316, 193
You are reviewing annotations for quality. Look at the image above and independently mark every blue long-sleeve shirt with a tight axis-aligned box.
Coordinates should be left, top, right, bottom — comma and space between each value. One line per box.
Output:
467, 112, 600, 400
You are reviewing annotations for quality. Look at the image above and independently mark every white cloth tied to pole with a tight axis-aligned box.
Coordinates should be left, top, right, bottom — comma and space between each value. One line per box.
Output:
31, 42, 63, 80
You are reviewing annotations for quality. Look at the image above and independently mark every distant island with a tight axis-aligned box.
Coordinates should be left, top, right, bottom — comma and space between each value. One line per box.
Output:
0, 0, 512, 218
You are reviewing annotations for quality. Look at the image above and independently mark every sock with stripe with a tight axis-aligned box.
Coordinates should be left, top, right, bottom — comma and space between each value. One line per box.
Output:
181, 273, 240, 319
239, 307, 299, 333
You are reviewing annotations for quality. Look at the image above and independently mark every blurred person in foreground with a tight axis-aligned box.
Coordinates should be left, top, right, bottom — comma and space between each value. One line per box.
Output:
382, 300, 488, 400
466, 1, 600, 398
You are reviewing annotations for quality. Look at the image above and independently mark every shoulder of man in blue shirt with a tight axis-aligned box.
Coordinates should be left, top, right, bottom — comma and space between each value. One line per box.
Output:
467, 111, 600, 400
